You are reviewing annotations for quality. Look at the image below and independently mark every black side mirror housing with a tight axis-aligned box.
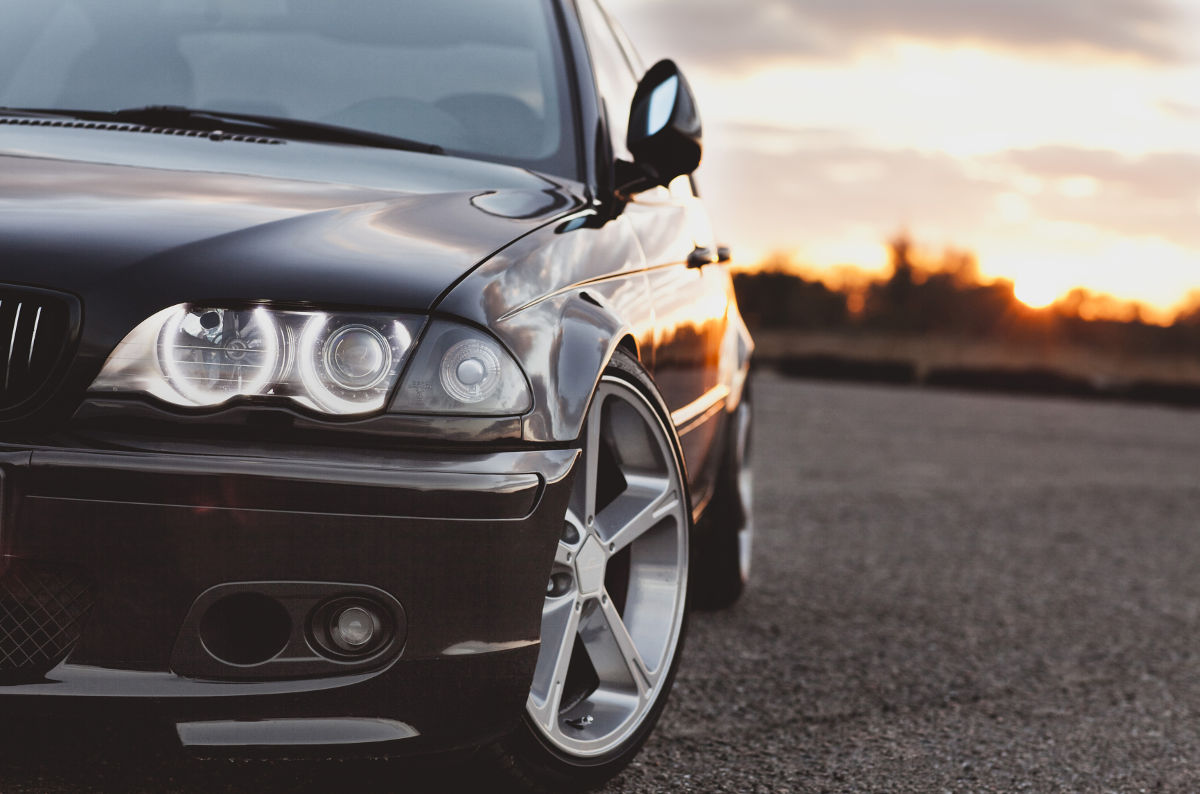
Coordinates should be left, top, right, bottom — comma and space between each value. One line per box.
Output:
616, 59, 702, 195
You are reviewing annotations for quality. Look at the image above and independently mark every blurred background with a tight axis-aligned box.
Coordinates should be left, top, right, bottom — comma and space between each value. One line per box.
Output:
608, 0, 1200, 404
590, 4, 1200, 790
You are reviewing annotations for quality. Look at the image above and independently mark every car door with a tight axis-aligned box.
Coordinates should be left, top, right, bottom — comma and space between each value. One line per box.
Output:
575, 0, 731, 510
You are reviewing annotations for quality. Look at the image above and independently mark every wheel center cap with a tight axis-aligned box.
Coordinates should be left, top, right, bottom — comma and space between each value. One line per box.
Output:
575, 535, 606, 597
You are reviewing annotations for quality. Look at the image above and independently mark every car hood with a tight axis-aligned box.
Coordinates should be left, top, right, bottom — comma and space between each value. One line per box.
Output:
0, 125, 585, 329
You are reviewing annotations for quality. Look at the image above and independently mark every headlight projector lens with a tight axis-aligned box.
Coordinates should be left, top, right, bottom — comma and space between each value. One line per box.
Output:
298, 314, 413, 413
440, 338, 502, 404
324, 324, 392, 391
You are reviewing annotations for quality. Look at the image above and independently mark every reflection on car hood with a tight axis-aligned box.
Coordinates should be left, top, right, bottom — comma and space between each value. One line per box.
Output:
0, 125, 584, 319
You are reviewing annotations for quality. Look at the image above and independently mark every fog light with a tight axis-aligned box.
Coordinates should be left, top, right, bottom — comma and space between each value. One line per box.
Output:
308, 596, 396, 660
333, 606, 378, 650
315, 601, 386, 656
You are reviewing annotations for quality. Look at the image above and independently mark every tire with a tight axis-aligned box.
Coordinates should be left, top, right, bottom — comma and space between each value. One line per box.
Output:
692, 383, 753, 611
486, 350, 691, 792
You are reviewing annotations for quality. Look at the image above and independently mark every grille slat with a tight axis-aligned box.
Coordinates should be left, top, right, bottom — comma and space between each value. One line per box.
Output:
28, 306, 42, 367
0, 287, 72, 414
6, 301, 22, 391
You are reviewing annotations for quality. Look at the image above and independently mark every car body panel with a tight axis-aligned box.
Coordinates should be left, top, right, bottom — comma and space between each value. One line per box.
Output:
0, 128, 587, 435
0, 0, 751, 758
438, 208, 654, 443
0, 128, 583, 315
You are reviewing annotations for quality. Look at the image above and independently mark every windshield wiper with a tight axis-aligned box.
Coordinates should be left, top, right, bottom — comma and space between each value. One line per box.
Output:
0, 105, 443, 155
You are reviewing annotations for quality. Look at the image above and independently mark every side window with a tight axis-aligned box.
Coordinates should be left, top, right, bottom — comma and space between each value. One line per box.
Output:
576, 0, 639, 158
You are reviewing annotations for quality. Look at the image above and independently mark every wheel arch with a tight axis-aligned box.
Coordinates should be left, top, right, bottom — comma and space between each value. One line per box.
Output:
492, 288, 649, 444
616, 332, 640, 361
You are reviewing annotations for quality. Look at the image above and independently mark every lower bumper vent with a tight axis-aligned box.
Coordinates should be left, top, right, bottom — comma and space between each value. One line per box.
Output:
0, 560, 95, 682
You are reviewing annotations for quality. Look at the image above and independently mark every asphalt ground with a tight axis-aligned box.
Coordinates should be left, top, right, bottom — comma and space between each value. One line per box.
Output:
5, 371, 1200, 792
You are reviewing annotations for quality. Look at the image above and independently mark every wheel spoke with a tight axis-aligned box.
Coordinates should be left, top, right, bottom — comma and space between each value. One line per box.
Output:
580, 589, 652, 697
528, 596, 581, 730
597, 473, 679, 554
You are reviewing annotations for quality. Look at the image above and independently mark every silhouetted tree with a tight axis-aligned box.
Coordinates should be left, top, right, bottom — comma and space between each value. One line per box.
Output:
732, 235, 1200, 358
733, 271, 848, 330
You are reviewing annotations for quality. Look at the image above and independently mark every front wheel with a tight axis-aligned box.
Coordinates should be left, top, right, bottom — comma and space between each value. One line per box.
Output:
488, 351, 690, 792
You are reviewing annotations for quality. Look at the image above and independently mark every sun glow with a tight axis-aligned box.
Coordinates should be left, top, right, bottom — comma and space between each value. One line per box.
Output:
607, 0, 1200, 318
1014, 278, 1063, 309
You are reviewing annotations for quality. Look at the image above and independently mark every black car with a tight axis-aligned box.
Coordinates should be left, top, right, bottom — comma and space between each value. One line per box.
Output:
0, 0, 753, 789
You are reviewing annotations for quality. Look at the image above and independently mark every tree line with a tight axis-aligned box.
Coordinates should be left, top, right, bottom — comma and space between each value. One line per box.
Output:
734, 236, 1200, 358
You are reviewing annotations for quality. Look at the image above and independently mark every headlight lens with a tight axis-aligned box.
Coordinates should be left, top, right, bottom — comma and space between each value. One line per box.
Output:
159, 307, 284, 406
92, 304, 422, 416
391, 320, 532, 415
440, 338, 502, 404
92, 305, 532, 418
296, 314, 413, 414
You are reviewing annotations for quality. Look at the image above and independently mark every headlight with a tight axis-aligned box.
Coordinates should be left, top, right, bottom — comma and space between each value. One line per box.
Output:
159, 307, 284, 406
92, 304, 422, 416
295, 314, 413, 414
92, 305, 532, 418
390, 320, 532, 415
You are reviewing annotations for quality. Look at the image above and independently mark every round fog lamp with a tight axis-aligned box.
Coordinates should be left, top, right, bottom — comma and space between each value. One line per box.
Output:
331, 605, 380, 652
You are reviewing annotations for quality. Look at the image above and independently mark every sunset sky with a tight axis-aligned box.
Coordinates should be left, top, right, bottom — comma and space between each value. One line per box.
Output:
605, 0, 1200, 317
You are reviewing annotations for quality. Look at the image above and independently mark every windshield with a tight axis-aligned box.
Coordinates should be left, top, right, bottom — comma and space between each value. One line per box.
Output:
0, 0, 579, 178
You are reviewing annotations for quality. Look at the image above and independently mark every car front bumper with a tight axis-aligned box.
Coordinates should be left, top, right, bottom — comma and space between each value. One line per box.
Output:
0, 441, 577, 756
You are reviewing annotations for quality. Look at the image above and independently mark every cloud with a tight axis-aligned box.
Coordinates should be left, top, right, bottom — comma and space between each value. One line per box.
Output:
691, 127, 1200, 265
696, 127, 1004, 256
1003, 146, 1200, 199
802, 0, 1181, 59
999, 146, 1200, 246
607, 0, 1184, 68
1159, 99, 1200, 119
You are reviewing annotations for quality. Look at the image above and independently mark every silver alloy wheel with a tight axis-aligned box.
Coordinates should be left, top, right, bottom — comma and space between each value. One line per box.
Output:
526, 374, 689, 758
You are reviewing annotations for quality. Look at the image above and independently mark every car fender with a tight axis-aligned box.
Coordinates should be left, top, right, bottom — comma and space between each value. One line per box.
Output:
495, 288, 640, 443
436, 212, 657, 444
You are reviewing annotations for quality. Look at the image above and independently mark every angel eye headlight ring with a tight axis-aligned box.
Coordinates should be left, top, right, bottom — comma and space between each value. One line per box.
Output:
158, 306, 282, 406
297, 314, 413, 414
93, 305, 530, 418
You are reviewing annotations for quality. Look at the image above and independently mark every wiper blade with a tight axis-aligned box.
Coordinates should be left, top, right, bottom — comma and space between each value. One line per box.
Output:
0, 105, 443, 155
0, 108, 79, 119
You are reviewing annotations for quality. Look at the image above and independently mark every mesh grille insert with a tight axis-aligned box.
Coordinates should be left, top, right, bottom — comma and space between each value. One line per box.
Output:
0, 560, 96, 681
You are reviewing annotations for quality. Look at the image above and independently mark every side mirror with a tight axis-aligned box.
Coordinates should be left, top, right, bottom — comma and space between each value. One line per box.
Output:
617, 59, 702, 194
